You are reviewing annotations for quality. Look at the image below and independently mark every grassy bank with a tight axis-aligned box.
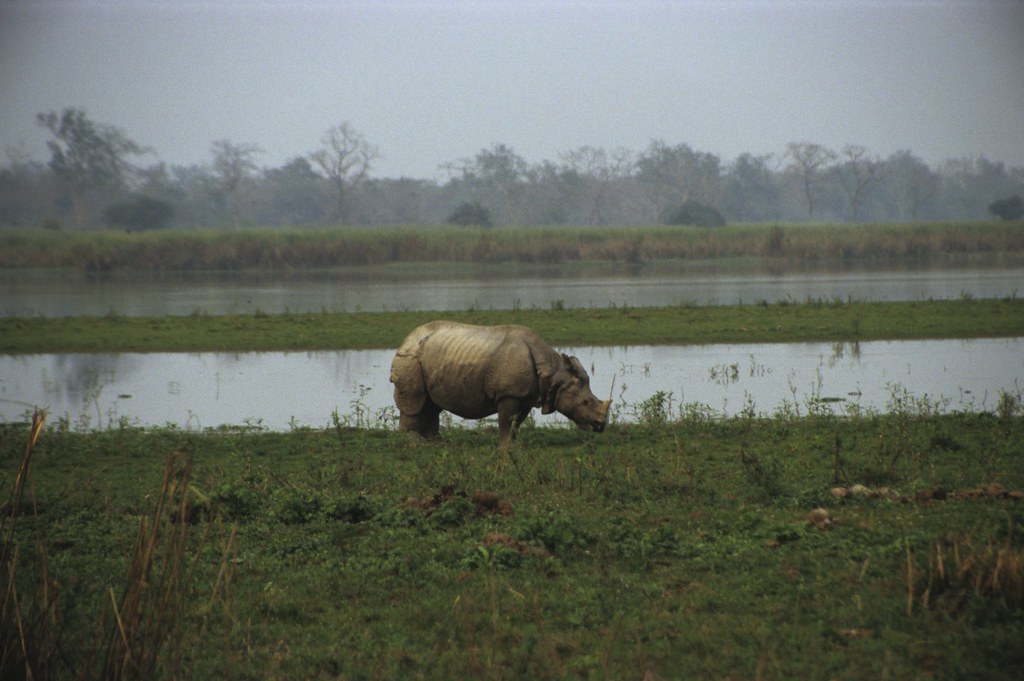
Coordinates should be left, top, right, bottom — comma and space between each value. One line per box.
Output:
2, 298, 1022, 355
2, 222, 1022, 271
3, 406, 1023, 679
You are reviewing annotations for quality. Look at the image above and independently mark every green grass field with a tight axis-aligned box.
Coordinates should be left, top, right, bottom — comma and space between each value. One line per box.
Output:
2, 298, 1023, 354
3, 403, 1023, 680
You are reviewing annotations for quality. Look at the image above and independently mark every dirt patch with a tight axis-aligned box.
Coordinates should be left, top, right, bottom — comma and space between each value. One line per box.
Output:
482, 533, 551, 559
402, 485, 513, 517
920, 482, 1024, 503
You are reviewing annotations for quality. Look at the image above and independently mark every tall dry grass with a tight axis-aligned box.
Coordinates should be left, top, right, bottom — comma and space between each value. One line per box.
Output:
1, 222, 1022, 271
905, 530, 1024, 617
0, 417, 234, 681
0, 410, 49, 681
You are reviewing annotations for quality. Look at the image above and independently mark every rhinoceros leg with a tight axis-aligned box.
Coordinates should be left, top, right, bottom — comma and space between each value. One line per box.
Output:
399, 402, 441, 440
497, 398, 533, 450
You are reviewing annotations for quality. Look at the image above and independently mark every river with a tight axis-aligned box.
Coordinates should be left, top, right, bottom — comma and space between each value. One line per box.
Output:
2, 338, 1020, 430
2, 262, 1021, 317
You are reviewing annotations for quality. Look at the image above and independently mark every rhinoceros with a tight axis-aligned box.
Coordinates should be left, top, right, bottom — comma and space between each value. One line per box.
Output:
390, 321, 611, 448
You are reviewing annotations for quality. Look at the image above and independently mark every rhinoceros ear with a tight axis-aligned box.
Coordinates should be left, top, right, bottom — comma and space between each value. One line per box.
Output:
564, 355, 590, 386
390, 352, 428, 415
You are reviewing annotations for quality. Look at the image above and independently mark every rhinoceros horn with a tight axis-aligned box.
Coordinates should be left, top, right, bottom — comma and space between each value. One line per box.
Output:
600, 373, 615, 420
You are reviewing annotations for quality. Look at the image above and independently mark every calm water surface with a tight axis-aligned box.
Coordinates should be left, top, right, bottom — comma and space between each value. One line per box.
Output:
2, 264, 1021, 317
2, 339, 1020, 430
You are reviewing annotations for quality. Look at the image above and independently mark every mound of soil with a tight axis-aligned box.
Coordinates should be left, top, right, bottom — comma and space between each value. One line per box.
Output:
402, 485, 513, 517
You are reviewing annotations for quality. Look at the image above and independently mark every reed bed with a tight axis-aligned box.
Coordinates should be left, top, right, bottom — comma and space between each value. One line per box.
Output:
1, 222, 1021, 271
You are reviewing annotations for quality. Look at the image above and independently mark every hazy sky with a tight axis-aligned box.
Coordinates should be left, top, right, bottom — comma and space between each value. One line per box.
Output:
2, 0, 1023, 179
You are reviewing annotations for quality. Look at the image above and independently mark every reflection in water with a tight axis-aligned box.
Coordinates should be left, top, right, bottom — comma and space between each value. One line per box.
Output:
2, 265, 1022, 317
1, 339, 1021, 430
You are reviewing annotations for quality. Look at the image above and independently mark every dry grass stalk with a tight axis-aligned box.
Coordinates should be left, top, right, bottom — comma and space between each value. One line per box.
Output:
0, 409, 50, 681
103, 453, 207, 681
4, 422, 236, 681
906, 528, 1024, 617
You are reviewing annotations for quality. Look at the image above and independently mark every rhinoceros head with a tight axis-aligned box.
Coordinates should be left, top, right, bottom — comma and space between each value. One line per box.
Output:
549, 354, 611, 433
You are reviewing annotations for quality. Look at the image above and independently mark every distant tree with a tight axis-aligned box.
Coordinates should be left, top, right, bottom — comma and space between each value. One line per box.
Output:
722, 153, 781, 222
210, 139, 262, 226
0, 147, 54, 227
636, 141, 723, 221
353, 177, 435, 224
309, 123, 378, 224
37, 107, 147, 227
665, 200, 725, 227
988, 195, 1023, 221
444, 144, 531, 225
938, 156, 1022, 220
104, 195, 175, 231
835, 144, 883, 223
559, 146, 635, 225
168, 164, 221, 226
260, 156, 328, 225
785, 142, 836, 219
447, 201, 492, 227
885, 150, 938, 221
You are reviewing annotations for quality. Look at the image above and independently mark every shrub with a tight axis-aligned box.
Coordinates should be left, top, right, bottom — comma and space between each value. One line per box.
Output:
515, 512, 595, 554
447, 201, 492, 228
210, 481, 261, 519
271, 488, 321, 524
664, 200, 726, 227
988, 195, 1023, 221
104, 195, 176, 231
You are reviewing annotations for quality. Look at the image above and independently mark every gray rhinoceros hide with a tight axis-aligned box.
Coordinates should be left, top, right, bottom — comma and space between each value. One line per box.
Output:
390, 321, 609, 448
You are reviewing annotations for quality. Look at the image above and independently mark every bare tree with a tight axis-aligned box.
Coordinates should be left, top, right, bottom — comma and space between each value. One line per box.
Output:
836, 144, 883, 222
560, 146, 634, 225
210, 139, 263, 227
309, 123, 378, 224
785, 142, 836, 219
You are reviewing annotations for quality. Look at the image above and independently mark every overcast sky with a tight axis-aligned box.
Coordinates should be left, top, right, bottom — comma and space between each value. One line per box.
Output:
2, 0, 1023, 180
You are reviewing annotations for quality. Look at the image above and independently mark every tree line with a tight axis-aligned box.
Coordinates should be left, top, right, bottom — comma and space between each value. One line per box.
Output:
2, 107, 1022, 231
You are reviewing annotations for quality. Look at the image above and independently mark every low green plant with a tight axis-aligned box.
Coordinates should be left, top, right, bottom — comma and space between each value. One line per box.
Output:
997, 388, 1022, 421
271, 488, 321, 524
515, 511, 596, 555
739, 444, 787, 501
209, 480, 260, 519
634, 390, 675, 427
3, 405, 1023, 679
